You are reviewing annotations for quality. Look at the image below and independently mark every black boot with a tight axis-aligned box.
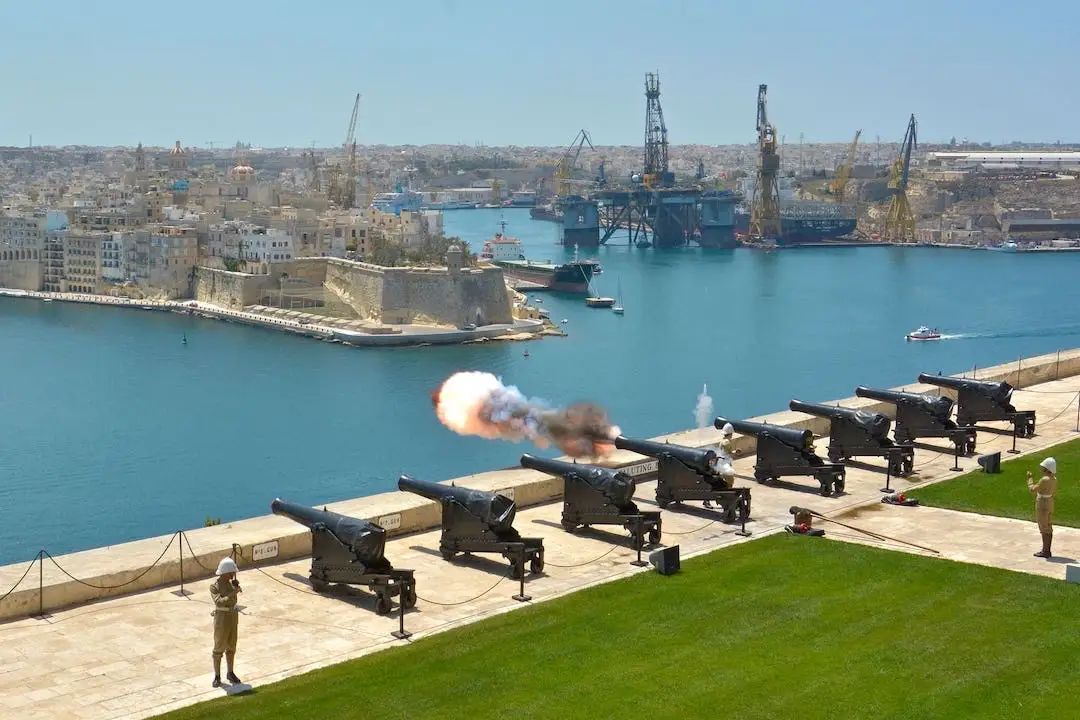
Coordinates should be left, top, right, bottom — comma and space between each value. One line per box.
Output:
1034, 532, 1052, 558
212, 676, 221, 688
227, 671, 242, 684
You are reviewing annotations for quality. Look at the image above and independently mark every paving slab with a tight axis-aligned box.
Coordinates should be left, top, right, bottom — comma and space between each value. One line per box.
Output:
1, 377, 1079, 719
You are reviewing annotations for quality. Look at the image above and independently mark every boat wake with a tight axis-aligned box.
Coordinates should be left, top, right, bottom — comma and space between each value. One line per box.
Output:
935, 325, 1080, 342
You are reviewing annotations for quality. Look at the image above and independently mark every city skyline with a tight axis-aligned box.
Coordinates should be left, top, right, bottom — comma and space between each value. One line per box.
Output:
3, 0, 1079, 149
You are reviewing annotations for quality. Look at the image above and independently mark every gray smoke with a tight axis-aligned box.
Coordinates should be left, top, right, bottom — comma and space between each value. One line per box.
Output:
693, 383, 714, 429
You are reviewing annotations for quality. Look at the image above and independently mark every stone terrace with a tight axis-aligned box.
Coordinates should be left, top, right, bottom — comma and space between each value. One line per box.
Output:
1, 353, 1079, 718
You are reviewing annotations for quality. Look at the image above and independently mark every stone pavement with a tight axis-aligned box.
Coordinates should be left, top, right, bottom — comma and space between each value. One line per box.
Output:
1, 379, 1079, 719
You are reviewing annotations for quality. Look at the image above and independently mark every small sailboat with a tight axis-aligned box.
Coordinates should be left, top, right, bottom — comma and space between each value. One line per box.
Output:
612, 277, 624, 314
182, 333, 188, 345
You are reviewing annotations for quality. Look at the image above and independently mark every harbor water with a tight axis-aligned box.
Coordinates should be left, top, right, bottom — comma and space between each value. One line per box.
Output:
2, 207, 1080, 564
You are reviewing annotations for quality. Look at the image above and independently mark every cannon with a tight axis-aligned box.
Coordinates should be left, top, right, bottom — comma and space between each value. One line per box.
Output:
271, 498, 416, 615
713, 417, 845, 497
789, 400, 915, 477
855, 386, 977, 455
916, 373, 1036, 438
612, 435, 751, 522
520, 454, 662, 549
397, 475, 544, 579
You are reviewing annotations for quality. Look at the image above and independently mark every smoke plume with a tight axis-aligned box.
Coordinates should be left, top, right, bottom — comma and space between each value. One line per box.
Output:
431, 371, 621, 458
693, 383, 714, 429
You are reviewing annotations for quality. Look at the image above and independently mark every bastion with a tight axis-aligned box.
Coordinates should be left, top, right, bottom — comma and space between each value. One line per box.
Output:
1, 348, 1078, 622
194, 249, 513, 328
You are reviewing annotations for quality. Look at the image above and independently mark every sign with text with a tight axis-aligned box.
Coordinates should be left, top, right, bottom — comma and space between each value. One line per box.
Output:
252, 540, 279, 562
621, 460, 659, 477
378, 513, 402, 531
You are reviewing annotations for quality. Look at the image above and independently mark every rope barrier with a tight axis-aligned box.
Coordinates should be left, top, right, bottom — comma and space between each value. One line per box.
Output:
41, 533, 178, 590
0, 553, 40, 603
414, 570, 509, 607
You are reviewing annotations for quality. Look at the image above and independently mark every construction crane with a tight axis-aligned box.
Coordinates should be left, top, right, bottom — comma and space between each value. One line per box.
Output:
329, 93, 360, 209
552, 129, 596, 198
883, 114, 917, 243
749, 84, 782, 240
831, 130, 861, 203
642, 72, 670, 189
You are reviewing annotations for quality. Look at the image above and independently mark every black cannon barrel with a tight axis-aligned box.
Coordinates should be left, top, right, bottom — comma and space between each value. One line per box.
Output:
714, 416, 812, 450
855, 385, 954, 419
271, 498, 387, 562
613, 435, 717, 474
789, 400, 892, 438
397, 474, 516, 533
917, 373, 1014, 403
520, 453, 637, 508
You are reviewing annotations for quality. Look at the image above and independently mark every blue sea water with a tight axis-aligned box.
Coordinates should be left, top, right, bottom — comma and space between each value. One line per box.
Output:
2, 207, 1079, 564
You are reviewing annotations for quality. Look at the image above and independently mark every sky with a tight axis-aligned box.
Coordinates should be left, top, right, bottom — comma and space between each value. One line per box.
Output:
2, 0, 1078, 149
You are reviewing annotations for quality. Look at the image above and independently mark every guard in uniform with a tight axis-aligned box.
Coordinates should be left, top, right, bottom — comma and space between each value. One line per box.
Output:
705, 423, 737, 508
1027, 457, 1058, 559
210, 557, 243, 687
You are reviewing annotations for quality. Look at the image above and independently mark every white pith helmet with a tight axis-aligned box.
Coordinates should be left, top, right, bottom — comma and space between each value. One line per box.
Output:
216, 557, 238, 576
722, 423, 734, 436
1040, 457, 1057, 474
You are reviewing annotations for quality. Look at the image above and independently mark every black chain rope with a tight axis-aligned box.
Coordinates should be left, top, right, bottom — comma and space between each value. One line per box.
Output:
180, 531, 219, 574
414, 570, 510, 606
41, 533, 178, 590
0, 553, 40, 602
544, 544, 621, 568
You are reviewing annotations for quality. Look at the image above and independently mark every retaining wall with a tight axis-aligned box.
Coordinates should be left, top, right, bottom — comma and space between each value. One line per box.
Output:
2, 348, 1079, 622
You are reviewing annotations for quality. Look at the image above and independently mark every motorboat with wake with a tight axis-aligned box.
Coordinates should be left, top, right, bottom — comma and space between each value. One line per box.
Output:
906, 326, 942, 341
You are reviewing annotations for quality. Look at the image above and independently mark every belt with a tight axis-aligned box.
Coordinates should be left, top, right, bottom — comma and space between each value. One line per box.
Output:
1037, 494, 1054, 500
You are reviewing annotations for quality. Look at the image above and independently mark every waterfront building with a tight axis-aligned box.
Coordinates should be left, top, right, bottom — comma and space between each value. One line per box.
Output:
0, 211, 46, 290
206, 221, 292, 265
62, 230, 109, 294
364, 207, 443, 249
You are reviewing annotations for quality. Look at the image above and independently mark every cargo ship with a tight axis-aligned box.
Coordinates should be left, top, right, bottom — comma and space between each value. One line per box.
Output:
479, 222, 597, 293
733, 201, 858, 245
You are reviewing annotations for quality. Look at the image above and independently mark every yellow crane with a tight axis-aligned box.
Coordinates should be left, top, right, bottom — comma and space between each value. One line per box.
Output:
749, 84, 782, 240
553, 129, 595, 198
831, 129, 861, 203
883, 114, 917, 243
329, 93, 360, 209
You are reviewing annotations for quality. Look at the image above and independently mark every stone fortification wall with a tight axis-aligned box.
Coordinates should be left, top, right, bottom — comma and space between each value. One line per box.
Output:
324, 258, 512, 326
0, 259, 42, 291
193, 267, 270, 309
4, 348, 1080, 622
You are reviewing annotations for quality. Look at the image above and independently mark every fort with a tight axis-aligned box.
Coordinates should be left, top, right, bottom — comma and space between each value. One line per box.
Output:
194, 249, 515, 328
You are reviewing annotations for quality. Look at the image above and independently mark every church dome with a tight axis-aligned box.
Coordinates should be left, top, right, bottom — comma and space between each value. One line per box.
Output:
170, 141, 185, 155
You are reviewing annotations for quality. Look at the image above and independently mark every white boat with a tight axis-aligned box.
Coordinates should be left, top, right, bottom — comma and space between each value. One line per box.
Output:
612, 277, 624, 314
906, 326, 941, 341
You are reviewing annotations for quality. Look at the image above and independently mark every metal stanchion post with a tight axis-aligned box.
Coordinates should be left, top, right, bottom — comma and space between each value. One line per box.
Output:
1075, 392, 1079, 434
630, 516, 649, 567
734, 491, 752, 537
174, 531, 191, 597
37, 551, 44, 618
391, 580, 412, 641
1008, 425, 1020, 455
880, 458, 894, 493
950, 442, 962, 472
512, 545, 531, 602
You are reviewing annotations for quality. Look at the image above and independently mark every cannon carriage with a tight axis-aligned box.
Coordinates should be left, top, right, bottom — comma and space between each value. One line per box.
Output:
788, 400, 915, 477
917, 373, 1036, 439
855, 386, 977, 456
713, 417, 845, 497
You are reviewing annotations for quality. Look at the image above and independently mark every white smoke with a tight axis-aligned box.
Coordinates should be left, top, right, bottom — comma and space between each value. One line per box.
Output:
693, 383, 714, 429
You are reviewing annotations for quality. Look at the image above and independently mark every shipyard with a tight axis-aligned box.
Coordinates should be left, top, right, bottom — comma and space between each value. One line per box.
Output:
3, 2, 1080, 719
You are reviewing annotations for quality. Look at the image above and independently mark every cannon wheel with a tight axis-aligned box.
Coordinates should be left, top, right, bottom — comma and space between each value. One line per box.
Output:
648, 528, 662, 546
900, 457, 914, 476
656, 496, 671, 509
530, 554, 545, 574
723, 504, 737, 523
440, 548, 456, 561
828, 449, 844, 463
401, 583, 417, 609
375, 592, 393, 616
310, 577, 329, 593
819, 482, 833, 497
509, 558, 524, 580
965, 437, 977, 456
833, 474, 846, 495
561, 519, 578, 533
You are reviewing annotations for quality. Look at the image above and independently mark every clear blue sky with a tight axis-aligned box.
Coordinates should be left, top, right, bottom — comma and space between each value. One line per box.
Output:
3, 0, 1077, 148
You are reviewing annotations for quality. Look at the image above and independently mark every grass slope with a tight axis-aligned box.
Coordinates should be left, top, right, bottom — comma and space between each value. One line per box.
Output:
915, 437, 1080, 527
159, 534, 1080, 720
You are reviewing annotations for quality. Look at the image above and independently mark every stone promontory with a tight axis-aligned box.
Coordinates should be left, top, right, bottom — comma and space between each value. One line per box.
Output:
194, 247, 513, 328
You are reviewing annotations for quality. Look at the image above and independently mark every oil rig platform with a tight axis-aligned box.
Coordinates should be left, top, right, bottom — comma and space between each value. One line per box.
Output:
560, 73, 742, 250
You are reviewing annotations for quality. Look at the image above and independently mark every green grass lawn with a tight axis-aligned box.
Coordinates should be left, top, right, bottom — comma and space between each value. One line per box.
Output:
914, 436, 1080, 527
158, 534, 1080, 720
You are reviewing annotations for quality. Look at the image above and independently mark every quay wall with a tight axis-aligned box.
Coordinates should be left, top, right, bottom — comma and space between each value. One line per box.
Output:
3, 348, 1079, 621
0, 257, 43, 292
198, 258, 513, 328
